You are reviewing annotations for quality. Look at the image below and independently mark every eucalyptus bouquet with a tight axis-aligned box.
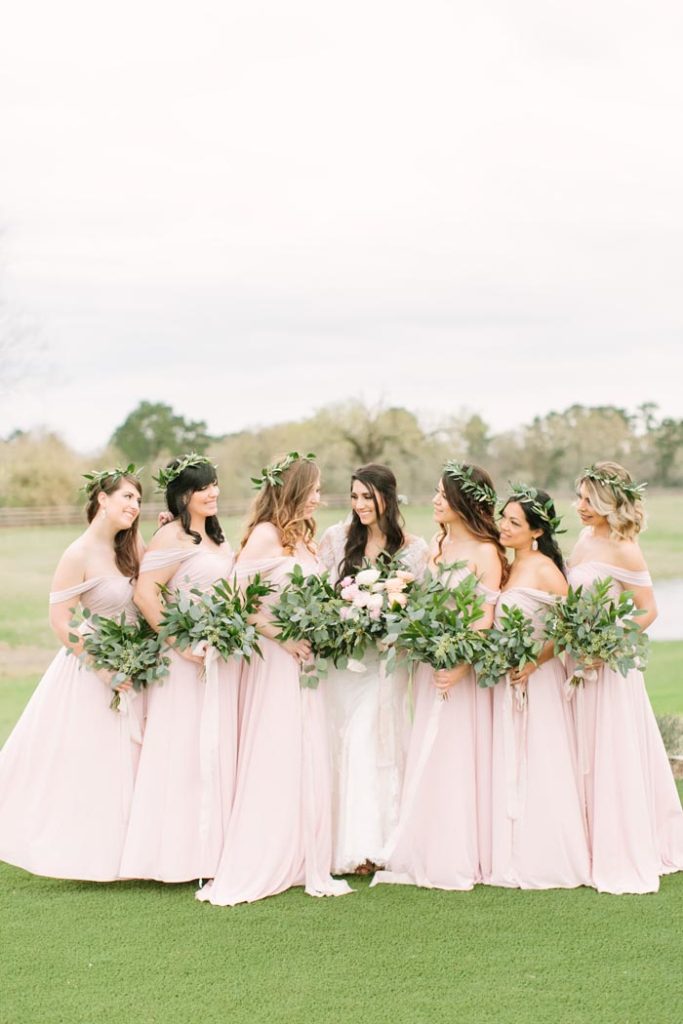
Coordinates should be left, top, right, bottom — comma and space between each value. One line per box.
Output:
474, 604, 542, 690
271, 566, 360, 688
542, 579, 648, 686
393, 566, 486, 697
69, 609, 170, 710
158, 575, 274, 666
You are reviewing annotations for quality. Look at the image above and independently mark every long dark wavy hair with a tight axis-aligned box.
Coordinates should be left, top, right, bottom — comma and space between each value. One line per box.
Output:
437, 463, 509, 585
502, 490, 566, 577
86, 473, 143, 578
339, 463, 406, 581
164, 459, 225, 546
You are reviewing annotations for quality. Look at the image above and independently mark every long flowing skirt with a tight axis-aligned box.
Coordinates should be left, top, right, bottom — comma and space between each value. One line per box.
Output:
119, 650, 238, 882
372, 663, 491, 891
0, 650, 143, 881
198, 638, 352, 905
569, 663, 683, 894
489, 660, 591, 889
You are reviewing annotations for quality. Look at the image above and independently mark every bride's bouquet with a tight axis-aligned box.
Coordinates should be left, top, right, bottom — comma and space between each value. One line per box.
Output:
271, 557, 417, 687
473, 604, 542, 704
393, 565, 486, 697
542, 579, 648, 686
69, 609, 170, 710
158, 575, 274, 668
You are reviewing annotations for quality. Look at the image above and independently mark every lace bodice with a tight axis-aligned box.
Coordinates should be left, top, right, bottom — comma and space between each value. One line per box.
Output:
318, 522, 430, 585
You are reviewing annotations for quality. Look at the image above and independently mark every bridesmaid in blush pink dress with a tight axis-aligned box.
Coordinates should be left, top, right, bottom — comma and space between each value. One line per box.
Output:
488, 488, 590, 889
0, 468, 146, 881
119, 455, 236, 883
567, 462, 683, 894
198, 454, 352, 906
371, 463, 506, 891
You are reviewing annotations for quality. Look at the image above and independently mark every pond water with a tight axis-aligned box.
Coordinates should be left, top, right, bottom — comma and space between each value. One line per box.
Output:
649, 580, 683, 641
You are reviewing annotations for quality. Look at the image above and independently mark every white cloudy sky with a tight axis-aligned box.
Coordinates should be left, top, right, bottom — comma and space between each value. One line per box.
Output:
1, 0, 682, 450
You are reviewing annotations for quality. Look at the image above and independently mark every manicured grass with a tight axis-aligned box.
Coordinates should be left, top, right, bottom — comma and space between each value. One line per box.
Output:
647, 642, 683, 715
1, 869, 682, 1024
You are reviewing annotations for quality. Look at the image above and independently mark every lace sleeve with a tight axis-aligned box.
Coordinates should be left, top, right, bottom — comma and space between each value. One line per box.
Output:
401, 536, 430, 579
318, 522, 348, 584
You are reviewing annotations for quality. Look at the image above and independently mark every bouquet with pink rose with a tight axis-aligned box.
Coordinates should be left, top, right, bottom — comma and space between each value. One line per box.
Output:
337, 558, 418, 672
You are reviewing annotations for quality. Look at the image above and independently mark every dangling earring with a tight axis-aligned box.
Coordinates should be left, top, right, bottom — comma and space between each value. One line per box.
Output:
101, 506, 108, 520
531, 538, 538, 551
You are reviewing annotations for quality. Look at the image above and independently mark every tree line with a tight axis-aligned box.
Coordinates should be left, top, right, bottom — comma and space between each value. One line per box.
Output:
1, 399, 681, 507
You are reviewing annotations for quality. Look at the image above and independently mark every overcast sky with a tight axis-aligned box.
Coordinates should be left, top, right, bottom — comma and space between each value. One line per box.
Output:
1, 0, 682, 451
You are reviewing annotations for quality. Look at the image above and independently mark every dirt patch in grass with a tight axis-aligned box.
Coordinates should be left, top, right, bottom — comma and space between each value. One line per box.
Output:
0, 644, 53, 679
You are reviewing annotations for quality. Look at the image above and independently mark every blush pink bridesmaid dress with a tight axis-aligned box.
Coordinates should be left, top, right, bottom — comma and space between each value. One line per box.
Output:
488, 587, 591, 889
197, 551, 353, 906
0, 575, 144, 880
119, 545, 237, 883
371, 566, 499, 891
566, 561, 683, 894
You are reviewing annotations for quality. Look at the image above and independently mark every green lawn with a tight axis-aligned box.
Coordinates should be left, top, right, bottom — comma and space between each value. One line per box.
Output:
1, 868, 682, 1024
1, 511, 682, 1024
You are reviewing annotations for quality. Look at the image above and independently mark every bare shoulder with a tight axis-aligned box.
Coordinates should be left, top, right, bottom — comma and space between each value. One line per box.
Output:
241, 521, 284, 560
474, 541, 504, 588
146, 521, 190, 552
51, 537, 88, 591
611, 539, 649, 573
536, 557, 568, 596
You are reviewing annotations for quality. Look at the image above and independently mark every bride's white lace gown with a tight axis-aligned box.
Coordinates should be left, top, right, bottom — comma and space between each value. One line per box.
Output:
318, 522, 429, 873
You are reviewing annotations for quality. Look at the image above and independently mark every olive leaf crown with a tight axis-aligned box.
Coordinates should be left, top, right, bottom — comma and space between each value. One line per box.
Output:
250, 451, 317, 491
581, 465, 647, 505
152, 453, 217, 492
506, 482, 566, 535
80, 464, 142, 497
443, 461, 497, 508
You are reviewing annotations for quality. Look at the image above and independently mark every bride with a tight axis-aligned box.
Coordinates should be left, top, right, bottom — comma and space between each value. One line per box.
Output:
319, 464, 428, 874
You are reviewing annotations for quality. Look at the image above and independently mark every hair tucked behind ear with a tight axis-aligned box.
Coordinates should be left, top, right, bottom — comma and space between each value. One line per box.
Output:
164, 459, 225, 546
86, 474, 143, 578
502, 491, 566, 577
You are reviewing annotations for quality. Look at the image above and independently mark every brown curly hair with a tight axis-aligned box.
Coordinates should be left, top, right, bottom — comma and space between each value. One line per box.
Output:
241, 456, 319, 555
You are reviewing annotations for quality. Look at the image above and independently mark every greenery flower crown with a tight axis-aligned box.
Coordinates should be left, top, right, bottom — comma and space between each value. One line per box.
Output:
443, 461, 497, 508
81, 464, 142, 497
506, 482, 566, 535
581, 465, 647, 505
250, 451, 317, 491
152, 453, 217, 492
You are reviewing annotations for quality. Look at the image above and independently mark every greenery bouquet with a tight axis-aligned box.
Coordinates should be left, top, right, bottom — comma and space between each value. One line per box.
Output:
271, 557, 417, 688
542, 579, 649, 686
474, 604, 542, 690
158, 575, 274, 668
69, 610, 170, 710
393, 566, 486, 699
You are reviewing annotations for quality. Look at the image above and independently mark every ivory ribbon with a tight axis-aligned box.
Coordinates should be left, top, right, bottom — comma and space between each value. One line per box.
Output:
116, 688, 140, 824
195, 642, 221, 861
503, 675, 528, 820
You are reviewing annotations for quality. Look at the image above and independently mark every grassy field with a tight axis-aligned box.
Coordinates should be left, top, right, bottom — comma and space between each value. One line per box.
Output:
1, 867, 682, 1024
1, 508, 682, 1024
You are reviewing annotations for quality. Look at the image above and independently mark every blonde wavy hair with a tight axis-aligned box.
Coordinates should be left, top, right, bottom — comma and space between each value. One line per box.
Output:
577, 461, 646, 540
241, 456, 319, 555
